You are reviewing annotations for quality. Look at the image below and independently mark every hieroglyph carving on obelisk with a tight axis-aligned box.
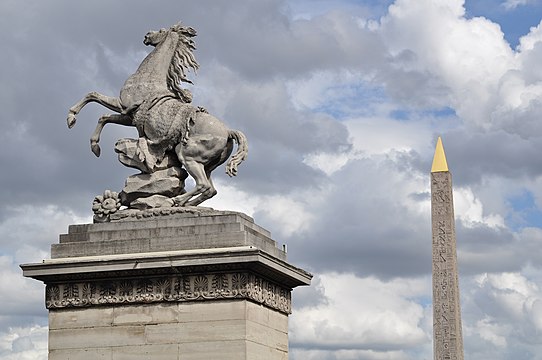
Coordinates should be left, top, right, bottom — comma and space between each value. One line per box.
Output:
431, 137, 464, 360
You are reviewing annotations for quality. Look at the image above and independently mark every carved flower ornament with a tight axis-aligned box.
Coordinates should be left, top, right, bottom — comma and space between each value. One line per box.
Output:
92, 190, 121, 222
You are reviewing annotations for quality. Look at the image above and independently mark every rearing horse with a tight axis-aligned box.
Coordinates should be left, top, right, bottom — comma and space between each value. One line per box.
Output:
66, 23, 248, 207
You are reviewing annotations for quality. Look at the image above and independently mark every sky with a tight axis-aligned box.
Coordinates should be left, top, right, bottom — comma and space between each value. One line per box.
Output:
2, 0, 542, 359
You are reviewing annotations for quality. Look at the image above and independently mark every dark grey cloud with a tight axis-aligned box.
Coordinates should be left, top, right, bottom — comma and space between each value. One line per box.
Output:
442, 129, 542, 186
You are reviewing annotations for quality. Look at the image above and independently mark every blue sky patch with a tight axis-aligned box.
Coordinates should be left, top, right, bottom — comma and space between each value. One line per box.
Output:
465, 0, 542, 48
506, 190, 542, 230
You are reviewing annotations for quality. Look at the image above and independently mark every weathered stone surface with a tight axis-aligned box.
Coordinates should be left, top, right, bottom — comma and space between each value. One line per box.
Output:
53, 211, 282, 259
47, 300, 289, 360
130, 194, 175, 209
179, 340, 247, 360
49, 307, 114, 329
431, 138, 464, 360
247, 341, 288, 360
115, 138, 182, 173
49, 348, 111, 360
113, 304, 180, 326
49, 326, 146, 349
112, 344, 180, 360
119, 167, 188, 205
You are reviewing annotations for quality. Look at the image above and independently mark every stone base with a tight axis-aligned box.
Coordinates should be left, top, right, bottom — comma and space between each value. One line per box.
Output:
21, 211, 311, 359
49, 301, 288, 360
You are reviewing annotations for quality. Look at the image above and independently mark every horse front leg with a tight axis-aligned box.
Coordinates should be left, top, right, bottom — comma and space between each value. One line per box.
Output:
90, 114, 133, 157
67, 92, 123, 128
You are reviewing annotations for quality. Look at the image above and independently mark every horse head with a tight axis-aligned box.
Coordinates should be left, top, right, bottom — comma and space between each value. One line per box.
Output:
143, 28, 169, 47
143, 23, 196, 47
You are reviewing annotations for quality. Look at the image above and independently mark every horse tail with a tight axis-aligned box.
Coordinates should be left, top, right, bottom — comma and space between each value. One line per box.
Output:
225, 130, 248, 177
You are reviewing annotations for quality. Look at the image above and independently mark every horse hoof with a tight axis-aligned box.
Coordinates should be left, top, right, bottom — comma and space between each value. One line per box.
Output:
91, 143, 101, 157
67, 113, 77, 128
172, 195, 188, 207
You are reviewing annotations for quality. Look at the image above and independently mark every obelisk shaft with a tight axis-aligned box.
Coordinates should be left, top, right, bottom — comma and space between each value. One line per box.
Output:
431, 138, 464, 360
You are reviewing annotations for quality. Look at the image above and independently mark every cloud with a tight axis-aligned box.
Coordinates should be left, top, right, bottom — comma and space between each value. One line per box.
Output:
290, 274, 430, 357
502, 0, 534, 10
459, 271, 542, 358
0, 325, 47, 360
0, 205, 91, 341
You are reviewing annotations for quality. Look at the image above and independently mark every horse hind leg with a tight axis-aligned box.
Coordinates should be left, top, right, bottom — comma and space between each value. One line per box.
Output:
172, 158, 213, 207
182, 146, 229, 206
173, 131, 230, 207
185, 167, 218, 207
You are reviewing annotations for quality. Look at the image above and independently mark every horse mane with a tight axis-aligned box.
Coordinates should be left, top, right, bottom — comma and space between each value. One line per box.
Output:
167, 23, 200, 103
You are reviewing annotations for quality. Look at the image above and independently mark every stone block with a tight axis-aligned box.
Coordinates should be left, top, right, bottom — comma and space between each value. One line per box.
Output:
176, 300, 246, 323
145, 319, 247, 344
52, 238, 151, 258
247, 341, 288, 360
49, 307, 114, 330
113, 303, 180, 326
246, 302, 288, 333
246, 320, 288, 352
112, 344, 180, 360
49, 347, 112, 360
52, 210, 287, 259
179, 340, 246, 360
49, 326, 146, 350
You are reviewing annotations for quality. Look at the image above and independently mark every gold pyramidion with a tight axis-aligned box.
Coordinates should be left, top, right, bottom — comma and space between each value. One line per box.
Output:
431, 136, 449, 173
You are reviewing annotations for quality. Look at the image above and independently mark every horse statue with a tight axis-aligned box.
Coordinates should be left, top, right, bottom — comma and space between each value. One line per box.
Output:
66, 22, 247, 218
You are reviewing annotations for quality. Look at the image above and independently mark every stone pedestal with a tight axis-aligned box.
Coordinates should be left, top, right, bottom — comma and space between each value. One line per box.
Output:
21, 211, 311, 360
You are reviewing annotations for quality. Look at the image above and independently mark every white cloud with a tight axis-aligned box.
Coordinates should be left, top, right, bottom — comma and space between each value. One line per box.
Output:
0, 325, 47, 360
0, 205, 91, 261
502, 0, 533, 10
291, 348, 412, 360
344, 116, 433, 156
473, 317, 508, 347
479, 272, 540, 319
380, 0, 517, 129
454, 187, 505, 228
518, 20, 542, 51
463, 272, 542, 351
290, 273, 430, 356
303, 151, 351, 175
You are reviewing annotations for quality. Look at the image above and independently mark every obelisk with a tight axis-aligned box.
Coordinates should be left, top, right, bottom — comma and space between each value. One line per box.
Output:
431, 137, 464, 360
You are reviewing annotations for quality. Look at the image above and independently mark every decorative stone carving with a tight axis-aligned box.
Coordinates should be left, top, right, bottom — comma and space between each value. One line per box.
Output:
45, 272, 292, 314
92, 190, 121, 223
66, 22, 248, 220
108, 205, 215, 221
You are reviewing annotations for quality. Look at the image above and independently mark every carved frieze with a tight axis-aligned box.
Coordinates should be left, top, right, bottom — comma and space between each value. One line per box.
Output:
45, 271, 292, 314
